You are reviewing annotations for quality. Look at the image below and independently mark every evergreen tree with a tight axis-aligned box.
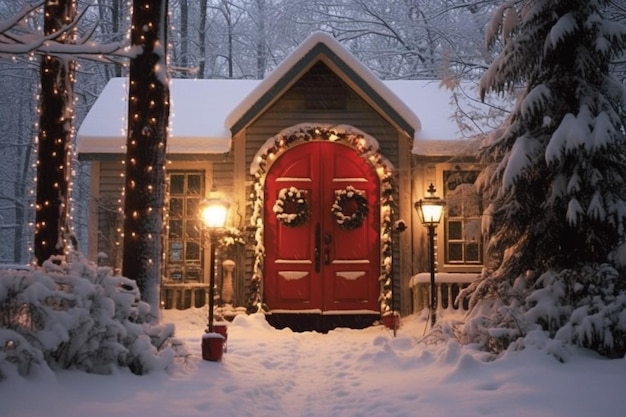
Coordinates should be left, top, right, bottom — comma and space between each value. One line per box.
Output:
464, 0, 626, 356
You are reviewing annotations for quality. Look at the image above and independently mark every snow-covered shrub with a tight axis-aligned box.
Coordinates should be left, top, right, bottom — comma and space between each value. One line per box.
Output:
0, 252, 177, 379
461, 264, 626, 358
547, 265, 626, 358
0, 329, 51, 379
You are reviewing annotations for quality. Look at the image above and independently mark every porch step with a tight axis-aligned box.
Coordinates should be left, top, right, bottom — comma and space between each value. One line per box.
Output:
266, 313, 379, 333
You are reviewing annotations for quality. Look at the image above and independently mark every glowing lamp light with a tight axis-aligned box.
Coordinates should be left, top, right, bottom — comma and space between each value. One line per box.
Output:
415, 183, 445, 227
199, 193, 231, 360
414, 183, 445, 328
199, 198, 230, 229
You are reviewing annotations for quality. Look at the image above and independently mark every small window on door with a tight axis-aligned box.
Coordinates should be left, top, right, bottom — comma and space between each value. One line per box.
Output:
443, 170, 483, 265
164, 171, 205, 283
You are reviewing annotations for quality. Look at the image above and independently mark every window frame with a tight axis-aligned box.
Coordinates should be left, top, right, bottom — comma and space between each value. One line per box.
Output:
163, 162, 212, 284
434, 164, 484, 273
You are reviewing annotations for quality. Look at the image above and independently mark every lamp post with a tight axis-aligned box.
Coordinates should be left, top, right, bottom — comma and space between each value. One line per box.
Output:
199, 196, 230, 333
415, 183, 445, 327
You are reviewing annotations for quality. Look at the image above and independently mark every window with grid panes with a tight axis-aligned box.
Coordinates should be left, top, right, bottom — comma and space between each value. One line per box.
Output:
164, 171, 205, 283
443, 170, 483, 265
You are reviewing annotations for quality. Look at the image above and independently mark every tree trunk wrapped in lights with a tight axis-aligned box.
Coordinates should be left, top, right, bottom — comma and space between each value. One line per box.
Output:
35, 0, 76, 265
122, 0, 170, 318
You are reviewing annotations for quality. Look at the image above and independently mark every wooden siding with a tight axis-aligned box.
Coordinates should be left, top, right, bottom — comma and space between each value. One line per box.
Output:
238, 61, 416, 315
95, 160, 125, 272
86, 61, 426, 315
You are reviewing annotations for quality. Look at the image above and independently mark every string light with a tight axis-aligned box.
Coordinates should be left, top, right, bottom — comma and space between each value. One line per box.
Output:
248, 126, 396, 313
32, 1, 78, 264
115, 0, 170, 294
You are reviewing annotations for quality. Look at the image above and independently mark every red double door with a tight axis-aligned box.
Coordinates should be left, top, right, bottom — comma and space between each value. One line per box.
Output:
264, 141, 380, 313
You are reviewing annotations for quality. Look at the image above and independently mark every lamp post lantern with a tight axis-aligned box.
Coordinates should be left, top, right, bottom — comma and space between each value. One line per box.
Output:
415, 183, 445, 327
199, 196, 230, 334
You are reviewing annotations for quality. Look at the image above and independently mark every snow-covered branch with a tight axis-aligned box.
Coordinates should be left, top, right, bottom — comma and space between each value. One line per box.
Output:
0, 1, 138, 64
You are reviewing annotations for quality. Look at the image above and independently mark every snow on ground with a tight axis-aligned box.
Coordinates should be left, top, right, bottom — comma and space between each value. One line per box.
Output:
2, 307, 625, 417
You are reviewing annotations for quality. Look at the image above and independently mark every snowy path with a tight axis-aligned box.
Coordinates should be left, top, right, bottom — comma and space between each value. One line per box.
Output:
190, 313, 420, 416
2, 308, 625, 417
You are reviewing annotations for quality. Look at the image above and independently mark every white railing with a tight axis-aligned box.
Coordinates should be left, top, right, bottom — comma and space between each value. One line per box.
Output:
161, 259, 238, 310
161, 283, 209, 309
409, 272, 478, 315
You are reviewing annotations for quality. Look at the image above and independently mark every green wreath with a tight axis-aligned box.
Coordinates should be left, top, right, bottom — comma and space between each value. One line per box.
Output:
332, 186, 369, 230
273, 187, 309, 227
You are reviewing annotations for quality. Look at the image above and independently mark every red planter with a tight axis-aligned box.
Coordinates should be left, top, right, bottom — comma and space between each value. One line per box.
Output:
213, 323, 228, 352
382, 312, 400, 330
202, 333, 225, 362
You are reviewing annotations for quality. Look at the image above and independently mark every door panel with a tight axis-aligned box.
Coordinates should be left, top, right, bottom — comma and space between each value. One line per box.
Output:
264, 141, 380, 312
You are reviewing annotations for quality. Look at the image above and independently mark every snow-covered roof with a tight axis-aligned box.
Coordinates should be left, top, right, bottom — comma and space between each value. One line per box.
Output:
77, 78, 259, 156
385, 80, 484, 155
76, 78, 485, 157
77, 32, 489, 158
225, 31, 421, 139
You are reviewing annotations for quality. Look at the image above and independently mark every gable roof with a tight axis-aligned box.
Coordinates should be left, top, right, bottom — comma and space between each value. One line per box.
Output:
77, 32, 490, 159
225, 31, 421, 139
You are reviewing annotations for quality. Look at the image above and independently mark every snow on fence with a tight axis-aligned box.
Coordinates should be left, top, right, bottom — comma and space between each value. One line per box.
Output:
409, 272, 479, 315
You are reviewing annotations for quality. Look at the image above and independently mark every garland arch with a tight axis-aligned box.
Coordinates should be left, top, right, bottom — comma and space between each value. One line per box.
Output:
247, 124, 397, 316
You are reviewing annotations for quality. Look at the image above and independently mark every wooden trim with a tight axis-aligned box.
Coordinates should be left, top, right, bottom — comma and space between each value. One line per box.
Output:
164, 161, 213, 285
88, 161, 101, 261
397, 131, 414, 316
435, 163, 484, 273
230, 43, 415, 139
79, 153, 228, 162
232, 131, 247, 229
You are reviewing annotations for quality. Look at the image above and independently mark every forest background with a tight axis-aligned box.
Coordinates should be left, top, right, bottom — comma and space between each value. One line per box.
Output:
0, 0, 625, 265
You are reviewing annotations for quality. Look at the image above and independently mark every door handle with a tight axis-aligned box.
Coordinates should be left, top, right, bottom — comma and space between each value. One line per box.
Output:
314, 223, 321, 273
324, 233, 331, 265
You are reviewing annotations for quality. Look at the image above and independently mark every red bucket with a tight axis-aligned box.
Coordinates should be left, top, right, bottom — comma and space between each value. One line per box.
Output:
201, 333, 225, 362
382, 312, 400, 330
213, 323, 228, 352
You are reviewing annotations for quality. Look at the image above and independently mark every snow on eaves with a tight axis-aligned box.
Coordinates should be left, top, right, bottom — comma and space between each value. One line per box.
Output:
76, 77, 484, 157
76, 78, 258, 155
224, 32, 422, 136
77, 32, 492, 158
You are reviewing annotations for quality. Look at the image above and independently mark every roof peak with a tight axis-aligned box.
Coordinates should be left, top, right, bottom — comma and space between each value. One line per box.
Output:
225, 31, 421, 138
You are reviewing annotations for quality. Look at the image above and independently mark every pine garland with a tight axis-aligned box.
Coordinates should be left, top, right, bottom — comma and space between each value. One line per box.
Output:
249, 125, 397, 314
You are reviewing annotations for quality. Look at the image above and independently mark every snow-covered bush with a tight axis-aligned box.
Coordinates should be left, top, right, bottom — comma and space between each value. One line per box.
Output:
461, 264, 626, 358
0, 253, 176, 379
